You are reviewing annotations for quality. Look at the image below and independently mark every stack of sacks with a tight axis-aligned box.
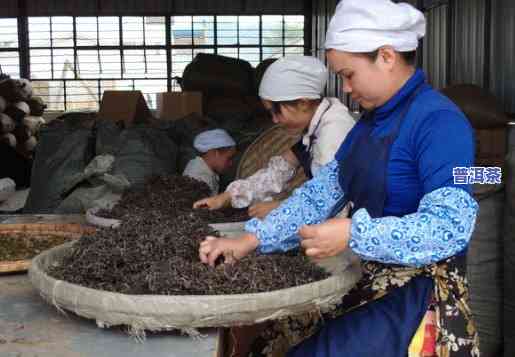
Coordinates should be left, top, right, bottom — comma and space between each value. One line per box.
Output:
0, 78, 47, 157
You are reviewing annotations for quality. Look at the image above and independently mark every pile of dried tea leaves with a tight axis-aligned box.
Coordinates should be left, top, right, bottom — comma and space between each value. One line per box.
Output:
48, 175, 329, 295
98, 175, 249, 223
0, 234, 70, 261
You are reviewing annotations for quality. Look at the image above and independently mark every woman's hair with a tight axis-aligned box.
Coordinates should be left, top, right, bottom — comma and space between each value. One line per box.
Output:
361, 49, 417, 66
270, 98, 322, 115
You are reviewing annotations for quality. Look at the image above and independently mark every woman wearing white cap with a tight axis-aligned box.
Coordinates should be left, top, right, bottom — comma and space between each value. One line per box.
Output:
193, 55, 355, 218
183, 129, 236, 195
199, 1, 479, 356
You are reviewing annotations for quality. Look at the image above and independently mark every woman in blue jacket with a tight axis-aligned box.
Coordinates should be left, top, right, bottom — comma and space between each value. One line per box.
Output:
199, 1, 480, 356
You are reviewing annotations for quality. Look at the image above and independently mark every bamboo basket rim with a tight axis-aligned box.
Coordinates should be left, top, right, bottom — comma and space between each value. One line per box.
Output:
29, 242, 362, 330
235, 125, 308, 198
0, 223, 95, 274
236, 124, 300, 179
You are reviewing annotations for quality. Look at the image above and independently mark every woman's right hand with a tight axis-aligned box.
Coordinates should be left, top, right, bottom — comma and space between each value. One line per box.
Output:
199, 234, 260, 267
193, 191, 232, 210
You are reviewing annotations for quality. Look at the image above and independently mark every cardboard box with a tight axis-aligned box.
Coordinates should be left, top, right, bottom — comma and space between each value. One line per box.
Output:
97, 91, 152, 127
156, 92, 202, 121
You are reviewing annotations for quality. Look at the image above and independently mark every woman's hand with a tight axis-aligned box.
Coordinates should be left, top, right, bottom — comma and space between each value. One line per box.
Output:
193, 191, 232, 210
248, 200, 281, 219
199, 233, 260, 267
299, 217, 352, 259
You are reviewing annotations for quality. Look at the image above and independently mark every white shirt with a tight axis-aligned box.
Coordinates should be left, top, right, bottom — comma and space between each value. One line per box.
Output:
226, 97, 356, 207
183, 156, 219, 195
304, 97, 356, 175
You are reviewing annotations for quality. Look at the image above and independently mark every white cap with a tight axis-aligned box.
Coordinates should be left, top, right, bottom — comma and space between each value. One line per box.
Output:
325, 0, 426, 53
259, 56, 328, 101
193, 129, 236, 153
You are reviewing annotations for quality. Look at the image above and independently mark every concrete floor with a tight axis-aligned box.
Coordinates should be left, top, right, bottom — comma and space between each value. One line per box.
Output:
0, 274, 220, 357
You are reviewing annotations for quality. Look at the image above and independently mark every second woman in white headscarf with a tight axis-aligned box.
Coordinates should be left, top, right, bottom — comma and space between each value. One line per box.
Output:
193, 55, 355, 218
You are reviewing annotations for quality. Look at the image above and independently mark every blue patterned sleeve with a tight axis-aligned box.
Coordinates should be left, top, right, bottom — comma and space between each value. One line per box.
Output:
349, 187, 478, 267
245, 160, 344, 253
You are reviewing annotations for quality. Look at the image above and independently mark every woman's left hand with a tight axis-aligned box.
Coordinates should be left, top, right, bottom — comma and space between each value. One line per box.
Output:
299, 218, 352, 259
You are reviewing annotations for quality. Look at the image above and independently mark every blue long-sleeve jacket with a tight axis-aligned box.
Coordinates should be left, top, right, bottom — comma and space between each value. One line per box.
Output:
245, 70, 478, 267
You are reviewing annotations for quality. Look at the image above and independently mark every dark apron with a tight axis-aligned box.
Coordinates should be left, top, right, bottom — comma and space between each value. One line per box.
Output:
331, 84, 423, 218
291, 84, 430, 357
284, 85, 479, 357
291, 101, 331, 179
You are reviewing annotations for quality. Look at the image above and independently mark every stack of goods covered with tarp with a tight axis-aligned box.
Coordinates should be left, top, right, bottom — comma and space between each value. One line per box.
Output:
24, 110, 177, 214
24, 112, 98, 214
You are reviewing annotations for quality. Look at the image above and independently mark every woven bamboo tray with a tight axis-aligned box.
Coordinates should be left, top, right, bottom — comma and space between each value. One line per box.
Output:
85, 207, 121, 228
0, 223, 95, 273
30, 241, 361, 331
236, 125, 308, 200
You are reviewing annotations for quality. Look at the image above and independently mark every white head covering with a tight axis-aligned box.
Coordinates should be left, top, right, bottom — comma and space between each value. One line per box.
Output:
325, 0, 426, 53
259, 56, 328, 101
193, 129, 236, 153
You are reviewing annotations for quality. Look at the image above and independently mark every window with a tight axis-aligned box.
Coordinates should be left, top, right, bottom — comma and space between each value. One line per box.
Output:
27, 16, 168, 110
23, 15, 305, 111
262, 15, 304, 58
171, 15, 304, 68
0, 18, 20, 78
